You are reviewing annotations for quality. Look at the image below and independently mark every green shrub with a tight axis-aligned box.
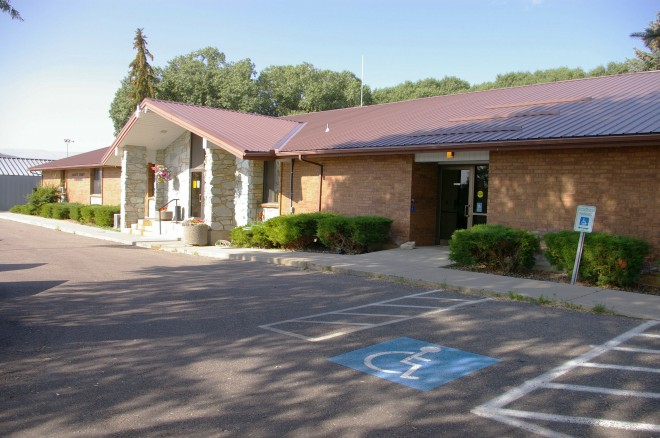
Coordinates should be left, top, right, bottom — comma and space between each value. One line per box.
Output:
68, 203, 84, 221
9, 205, 21, 213
349, 216, 393, 249
230, 222, 273, 248
79, 205, 96, 224
317, 216, 357, 253
94, 205, 119, 227
40, 203, 55, 218
10, 204, 34, 215
449, 224, 540, 272
50, 203, 71, 220
26, 185, 59, 212
264, 213, 337, 249
544, 231, 650, 287
317, 215, 393, 254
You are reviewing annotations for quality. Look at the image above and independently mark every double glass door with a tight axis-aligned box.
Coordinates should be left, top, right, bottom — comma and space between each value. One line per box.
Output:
437, 165, 488, 241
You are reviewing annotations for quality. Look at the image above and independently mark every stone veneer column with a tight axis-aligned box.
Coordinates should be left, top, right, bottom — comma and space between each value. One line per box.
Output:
204, 148, 237, 238
234, 159, 264, 227
121, 145, 147, 228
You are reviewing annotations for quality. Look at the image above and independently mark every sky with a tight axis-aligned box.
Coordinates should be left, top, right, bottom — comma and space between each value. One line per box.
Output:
0, 0, 657, 159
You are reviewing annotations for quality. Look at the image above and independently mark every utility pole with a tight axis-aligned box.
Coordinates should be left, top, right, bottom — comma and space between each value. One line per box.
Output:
64, 138, 74, 157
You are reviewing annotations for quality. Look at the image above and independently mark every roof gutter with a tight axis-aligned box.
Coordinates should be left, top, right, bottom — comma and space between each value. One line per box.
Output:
273, 134, 660, 159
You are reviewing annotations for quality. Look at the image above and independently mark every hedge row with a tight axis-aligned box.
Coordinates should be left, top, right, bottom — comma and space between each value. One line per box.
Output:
10, 202, 120, 228
448, 224, 651, 287
230, 213, 393, 254
449, 224, 541, 273
544, 231, 650, 287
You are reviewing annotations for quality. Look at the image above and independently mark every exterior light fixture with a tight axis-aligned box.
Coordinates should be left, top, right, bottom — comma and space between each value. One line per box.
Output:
446, 151, 454, 159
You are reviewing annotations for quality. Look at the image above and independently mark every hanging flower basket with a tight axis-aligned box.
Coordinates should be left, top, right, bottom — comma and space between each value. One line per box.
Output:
181, 219, 209, 246
152, 164, 172, 184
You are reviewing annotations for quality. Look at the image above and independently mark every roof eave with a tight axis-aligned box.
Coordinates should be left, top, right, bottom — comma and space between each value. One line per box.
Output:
274, 134, 660, 158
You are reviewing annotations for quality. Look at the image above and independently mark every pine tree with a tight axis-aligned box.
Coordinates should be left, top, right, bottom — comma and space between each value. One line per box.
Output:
0, 0, 23, 21
128, 28, 157, 108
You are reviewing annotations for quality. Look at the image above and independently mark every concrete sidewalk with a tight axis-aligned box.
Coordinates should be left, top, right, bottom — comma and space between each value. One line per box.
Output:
2, 212, 658, 321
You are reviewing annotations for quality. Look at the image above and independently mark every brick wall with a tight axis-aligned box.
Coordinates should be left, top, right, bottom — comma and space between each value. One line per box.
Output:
280, 155, 414, 243
41, 170, 62, 188
489, 146, 659, 256
410, 163, 438, 246
65, 169, 91, 204
102, 167, 121, 205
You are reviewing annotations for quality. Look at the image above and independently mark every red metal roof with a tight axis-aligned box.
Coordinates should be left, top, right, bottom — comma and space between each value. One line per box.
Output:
29, 147, 112, 171
143, 99, 303, 154
278, 71, 660, 154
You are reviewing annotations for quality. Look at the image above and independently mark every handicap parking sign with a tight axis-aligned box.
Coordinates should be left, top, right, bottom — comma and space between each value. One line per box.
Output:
329, 337, 499, 391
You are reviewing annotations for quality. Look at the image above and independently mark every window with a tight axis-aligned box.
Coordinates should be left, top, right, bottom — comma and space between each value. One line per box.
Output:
92, 168, 102, 195
262, 161, 277, 204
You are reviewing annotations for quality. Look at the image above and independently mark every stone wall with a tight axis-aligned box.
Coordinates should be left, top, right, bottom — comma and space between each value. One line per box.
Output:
120, 145, 147, 228
234, 159, 263, 227
204, 147, 236, 240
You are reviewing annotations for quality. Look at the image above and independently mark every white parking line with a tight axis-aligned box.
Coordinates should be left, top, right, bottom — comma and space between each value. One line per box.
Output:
259, 290, 491, 342
472, 320, 660, 437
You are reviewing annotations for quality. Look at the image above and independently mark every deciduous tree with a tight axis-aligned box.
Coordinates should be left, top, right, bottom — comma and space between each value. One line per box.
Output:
372, 76, 470, 104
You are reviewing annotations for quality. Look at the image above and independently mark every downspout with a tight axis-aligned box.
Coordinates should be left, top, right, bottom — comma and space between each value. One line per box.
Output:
299, 155, 323, 212
289, 159, 294, 214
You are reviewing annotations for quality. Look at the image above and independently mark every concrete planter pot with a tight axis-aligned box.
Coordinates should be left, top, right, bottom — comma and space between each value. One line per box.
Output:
159, 210, 173, 221
182, 223, 209, 246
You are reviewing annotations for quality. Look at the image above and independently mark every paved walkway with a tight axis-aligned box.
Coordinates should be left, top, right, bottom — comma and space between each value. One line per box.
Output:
2, 212, 658, 321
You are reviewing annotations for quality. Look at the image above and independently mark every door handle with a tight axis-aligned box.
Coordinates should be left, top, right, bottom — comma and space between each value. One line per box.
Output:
199, 194, 202, 203
464, 204, 470, 218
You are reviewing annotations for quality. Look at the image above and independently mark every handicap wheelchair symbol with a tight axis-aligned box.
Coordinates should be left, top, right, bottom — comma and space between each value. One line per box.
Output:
364, 346, 442, 380
329, 337, 500, 391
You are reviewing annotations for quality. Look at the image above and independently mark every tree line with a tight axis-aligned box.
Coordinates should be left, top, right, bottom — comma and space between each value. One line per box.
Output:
110, 12, 659, 134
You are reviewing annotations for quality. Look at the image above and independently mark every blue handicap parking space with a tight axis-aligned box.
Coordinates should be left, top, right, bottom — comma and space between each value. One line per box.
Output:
329, 337, 499, 391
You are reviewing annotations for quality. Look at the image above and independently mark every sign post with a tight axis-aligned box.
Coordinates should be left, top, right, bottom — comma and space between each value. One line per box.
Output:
571, 205, 596, 285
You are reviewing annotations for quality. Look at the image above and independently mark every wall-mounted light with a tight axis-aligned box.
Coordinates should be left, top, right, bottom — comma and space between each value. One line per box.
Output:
446, 151, 455, 159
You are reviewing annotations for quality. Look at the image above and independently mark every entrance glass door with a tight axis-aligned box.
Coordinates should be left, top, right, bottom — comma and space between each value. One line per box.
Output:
437, 165, 488, 241
190, 171, 204, 218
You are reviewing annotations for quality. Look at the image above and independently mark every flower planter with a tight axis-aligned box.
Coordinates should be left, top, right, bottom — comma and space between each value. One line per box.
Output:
159, 211, 173, 221
182, 224, 209, 246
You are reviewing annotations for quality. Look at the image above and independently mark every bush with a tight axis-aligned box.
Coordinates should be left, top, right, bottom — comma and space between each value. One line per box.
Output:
79, 205, 96, 224
51, 203, 71, 220
544, 231, 650, 287
449, 224, 540, 272
68, 203, 84, 222
350, 216, 393, 249
26, 185, 59, 212
94, 205, 120, 227
317, 215, 393, 254
40, 203, 56, 218
230, 222, 273, 248
316, 216, 357, 253
10, 204, 35, 215
264, 213, 337, 249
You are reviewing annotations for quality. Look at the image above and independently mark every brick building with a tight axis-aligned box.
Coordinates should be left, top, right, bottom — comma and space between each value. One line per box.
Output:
103, 71, 659, 255
30, 147, 121, 206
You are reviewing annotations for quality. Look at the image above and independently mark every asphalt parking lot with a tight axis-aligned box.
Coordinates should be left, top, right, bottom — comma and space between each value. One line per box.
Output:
1, 221, 658, 437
